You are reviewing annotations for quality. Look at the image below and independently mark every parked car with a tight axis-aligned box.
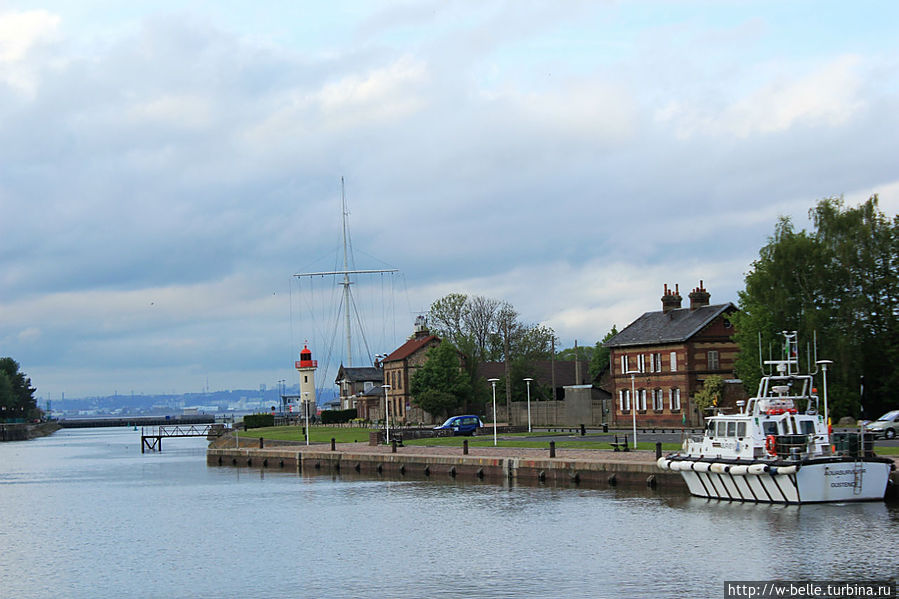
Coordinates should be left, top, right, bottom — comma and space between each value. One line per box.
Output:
864, 410, 899, 439
434, 415, 483, 436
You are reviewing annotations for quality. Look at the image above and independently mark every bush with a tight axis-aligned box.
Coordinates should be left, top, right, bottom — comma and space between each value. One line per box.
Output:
321, 408, 357, 424
243, 413, 274, 429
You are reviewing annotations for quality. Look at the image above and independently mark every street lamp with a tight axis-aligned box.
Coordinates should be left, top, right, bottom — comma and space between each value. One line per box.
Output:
382, 384, 391, 445
523, 378, 534, 433
625, 370, 640, 449
488, 378, 500, 446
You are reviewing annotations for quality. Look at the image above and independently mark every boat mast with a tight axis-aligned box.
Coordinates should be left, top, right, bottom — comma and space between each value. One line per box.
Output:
341, 178, 352, 366
295, 177, 398, 367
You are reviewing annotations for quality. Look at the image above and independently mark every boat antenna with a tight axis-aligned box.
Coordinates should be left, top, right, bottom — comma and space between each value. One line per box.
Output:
809, 331, 820, 375
757, 332, 766, 376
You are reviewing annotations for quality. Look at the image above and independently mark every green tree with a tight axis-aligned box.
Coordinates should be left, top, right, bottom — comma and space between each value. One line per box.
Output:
0, 358, 38, 420
732, 196, 898, 419
427, 293, 554, 415
409, 341, 472, 420
590, 325, 618, 379
693, 375, 725, 413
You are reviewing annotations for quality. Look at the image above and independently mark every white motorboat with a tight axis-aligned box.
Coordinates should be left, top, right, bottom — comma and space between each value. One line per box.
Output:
658, 332, 895, 503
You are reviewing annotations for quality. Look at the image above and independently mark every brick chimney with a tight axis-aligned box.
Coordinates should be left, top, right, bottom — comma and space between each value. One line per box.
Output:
689, 280, 710, 310
661, 283, 682, 313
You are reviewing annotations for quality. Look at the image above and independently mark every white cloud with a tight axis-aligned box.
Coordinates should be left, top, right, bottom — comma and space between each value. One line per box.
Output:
0, 9, 60, 94
657, 55, 865, 139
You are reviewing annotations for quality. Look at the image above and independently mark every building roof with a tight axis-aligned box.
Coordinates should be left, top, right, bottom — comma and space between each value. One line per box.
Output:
604, 303, 737, 348
384, 335, 439, 362
335, 366, 383, 384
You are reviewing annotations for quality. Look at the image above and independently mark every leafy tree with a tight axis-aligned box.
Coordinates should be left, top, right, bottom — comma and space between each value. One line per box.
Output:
427, 293, 554, 416
590, 325, 618, 379
732, 196, 898, 419
0, 358, 38, 420
409, 341, 472, 419
693, 375, 725, 413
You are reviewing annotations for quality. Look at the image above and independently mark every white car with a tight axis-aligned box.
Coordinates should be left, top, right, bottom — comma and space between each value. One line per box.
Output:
864, 410, 899, 439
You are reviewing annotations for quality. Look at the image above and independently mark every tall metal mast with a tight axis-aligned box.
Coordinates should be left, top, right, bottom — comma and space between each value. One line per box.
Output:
295, 177, 397, 367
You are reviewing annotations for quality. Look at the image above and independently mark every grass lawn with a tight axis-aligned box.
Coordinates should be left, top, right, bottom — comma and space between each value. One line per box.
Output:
238, 425, 371, 444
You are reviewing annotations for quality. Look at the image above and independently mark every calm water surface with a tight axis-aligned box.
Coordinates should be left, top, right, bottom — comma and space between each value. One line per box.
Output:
1, 428, 897, 599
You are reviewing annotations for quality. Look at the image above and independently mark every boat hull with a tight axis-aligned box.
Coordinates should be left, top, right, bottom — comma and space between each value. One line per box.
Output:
665, 458, 892, 503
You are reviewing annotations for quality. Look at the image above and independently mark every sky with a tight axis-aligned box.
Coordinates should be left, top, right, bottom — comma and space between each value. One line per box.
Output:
1, 1, 898, 399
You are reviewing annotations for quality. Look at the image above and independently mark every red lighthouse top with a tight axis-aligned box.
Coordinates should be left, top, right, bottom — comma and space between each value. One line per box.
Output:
295, 344, 317, 369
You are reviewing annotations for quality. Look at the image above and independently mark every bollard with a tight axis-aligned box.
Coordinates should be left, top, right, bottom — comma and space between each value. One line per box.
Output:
624, 434, 629, 452
549, 441, 556, 458
391, 439, 397, 453
655, 441, 662, 459
603, 423, 608, 433
463, 439, 469, 455
580, 424, 586, 436
331, 437, 336, 451
259, 437, 264, 449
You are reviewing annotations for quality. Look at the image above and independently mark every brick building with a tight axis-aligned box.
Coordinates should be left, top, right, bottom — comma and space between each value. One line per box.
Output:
604, 282, 741, 427
381, 316, 440, 424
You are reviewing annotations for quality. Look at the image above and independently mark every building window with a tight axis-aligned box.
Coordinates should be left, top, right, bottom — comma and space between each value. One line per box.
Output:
707, 350, 720, 370
621, 355, 629, 374
652, 388, 664, 410
651, 353, 662, 373
638, 354, 646, 373
637, 389, 646, 411
619, 390, 626, 411
670, 351, 677, 372
669, 388, 681, 411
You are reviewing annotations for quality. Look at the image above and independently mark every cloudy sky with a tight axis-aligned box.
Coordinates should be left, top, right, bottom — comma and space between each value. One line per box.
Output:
2, 1, 897, 399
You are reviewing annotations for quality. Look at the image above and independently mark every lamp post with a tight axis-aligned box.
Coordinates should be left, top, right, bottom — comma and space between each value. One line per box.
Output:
303, 391, 310, 445
488, 378, 500, 446
523, 378, 534, 433
382, 384, 391, 445
625, 370, 639, 449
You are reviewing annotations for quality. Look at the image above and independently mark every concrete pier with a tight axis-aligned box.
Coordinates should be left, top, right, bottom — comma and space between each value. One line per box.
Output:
206, 436, 899, 500
207, 438, 686, 492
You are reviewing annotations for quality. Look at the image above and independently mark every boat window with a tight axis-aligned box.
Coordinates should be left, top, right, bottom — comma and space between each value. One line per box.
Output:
716, 421, 727, 437
737, 422, 746, 438
762, 421, 778, 436
799, 420, 815, 435
726, 421, 736, 437
706, 421, 715, 436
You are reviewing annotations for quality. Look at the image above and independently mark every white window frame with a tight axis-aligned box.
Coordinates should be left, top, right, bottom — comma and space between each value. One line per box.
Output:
637, 389, 646, 411
621, 355, 629, 374
652, 353, 662, 373
708, 350, 720, 370
653, 388, 664, 410
670, 351, 677, 372
669, 388, 681, 411
638, 353, 646, 373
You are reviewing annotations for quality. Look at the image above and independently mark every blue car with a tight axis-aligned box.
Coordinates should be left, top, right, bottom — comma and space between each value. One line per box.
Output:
434, 415, 484, 436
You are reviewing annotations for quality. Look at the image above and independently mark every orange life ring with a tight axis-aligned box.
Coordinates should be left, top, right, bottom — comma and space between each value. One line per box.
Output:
765, 435, 777, 455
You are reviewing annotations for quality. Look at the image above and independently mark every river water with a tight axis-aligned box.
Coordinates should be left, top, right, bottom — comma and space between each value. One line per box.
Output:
1, 428, 896, 599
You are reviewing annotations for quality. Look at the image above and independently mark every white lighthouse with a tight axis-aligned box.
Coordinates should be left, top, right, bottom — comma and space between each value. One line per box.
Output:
295, 343, 318, 416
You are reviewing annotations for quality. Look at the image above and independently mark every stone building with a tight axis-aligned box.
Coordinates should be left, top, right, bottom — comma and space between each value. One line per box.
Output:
604, 281, 742, 427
